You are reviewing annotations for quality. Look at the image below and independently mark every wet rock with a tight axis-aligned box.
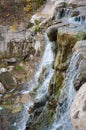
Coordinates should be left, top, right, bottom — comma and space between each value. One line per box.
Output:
70, 83, 86, 130
34, 95, 48, 109
47, 26, 57, 41
46, 23, 66, 42
38, 67, 46, 83
0, 72, 16, 90
71, 11, 79, 17
73, 40, 86, 90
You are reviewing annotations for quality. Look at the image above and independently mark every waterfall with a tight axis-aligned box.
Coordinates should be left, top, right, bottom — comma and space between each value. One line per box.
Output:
55, 8, 72, 20
15, 33, 55, 130
49, 51, 80, 130
69, 15, 86, 25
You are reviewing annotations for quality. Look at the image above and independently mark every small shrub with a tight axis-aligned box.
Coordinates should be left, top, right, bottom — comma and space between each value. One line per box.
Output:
33, 19, 40, 32
15, 65, 23, 71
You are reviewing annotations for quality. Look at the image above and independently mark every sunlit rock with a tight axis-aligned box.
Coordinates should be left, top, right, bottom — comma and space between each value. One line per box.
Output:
70, 83, 86, 130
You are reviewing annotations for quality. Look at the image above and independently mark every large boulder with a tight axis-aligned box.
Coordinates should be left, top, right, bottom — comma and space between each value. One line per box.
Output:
70, 83, 86, 130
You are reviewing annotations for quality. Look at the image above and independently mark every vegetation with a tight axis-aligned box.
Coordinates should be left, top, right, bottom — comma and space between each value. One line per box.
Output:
0, 0, 46, 25
0, 0, 45, 12
33, 19, 40, 32
15, 65, 23, 71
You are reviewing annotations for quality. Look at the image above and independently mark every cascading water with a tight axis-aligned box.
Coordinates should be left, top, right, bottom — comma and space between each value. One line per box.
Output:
55, 8, 72, 20
34, 34, 54, 101
49, 51, 80, 130
15, 33, 55, 130
69, 15, 86, 25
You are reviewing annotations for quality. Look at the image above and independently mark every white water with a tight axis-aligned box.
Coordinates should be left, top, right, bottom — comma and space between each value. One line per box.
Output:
55, 8, 72, 20
50, 52, 80, 130
16, 33, 55, 130
69, 16, 86, 25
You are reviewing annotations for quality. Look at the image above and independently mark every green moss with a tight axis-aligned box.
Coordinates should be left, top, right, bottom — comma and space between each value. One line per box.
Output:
36, 109, 54, 130
33, 19, 40, 32
4, 100, 13, 105
33, 85, 40, 92
15, 65, 23, 71
9, 127, 17, 130
0, 53, 3, 59
56, 30, 86, 71
12, 105, 23, 114
76, 32, 86, 40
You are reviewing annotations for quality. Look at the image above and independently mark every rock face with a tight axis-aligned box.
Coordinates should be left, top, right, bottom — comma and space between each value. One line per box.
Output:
70, 40, 86, 130
73, 40, 86, 90
54, 26, 86, 71
70, 83, 86, 130
0, 25, 36, 61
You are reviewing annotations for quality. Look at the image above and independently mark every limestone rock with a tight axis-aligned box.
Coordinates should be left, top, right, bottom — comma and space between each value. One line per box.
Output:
54, 25, 86, 70
70, 83, 86, 130
73, 40, 86, 90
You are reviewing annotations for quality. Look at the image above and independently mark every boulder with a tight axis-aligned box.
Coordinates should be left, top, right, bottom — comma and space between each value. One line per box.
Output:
73, 40, 86, 90
0, 72, 16, 90
47, 25, 58, 41
70, 83, 86, 130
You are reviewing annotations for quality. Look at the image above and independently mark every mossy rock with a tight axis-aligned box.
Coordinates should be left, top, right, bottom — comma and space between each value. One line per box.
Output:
55, 72, 64, 94
12, 105, 23, 114
55, 25, 86, 70
36, 109, 54, 130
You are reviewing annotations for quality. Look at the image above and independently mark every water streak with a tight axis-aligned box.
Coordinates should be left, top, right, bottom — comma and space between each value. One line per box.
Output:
50, 52, 80, 130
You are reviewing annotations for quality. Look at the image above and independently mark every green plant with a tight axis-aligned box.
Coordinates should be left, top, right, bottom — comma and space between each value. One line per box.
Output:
33, 19, 40, 32
15, 65, 23, 71
12, 105, 23, 114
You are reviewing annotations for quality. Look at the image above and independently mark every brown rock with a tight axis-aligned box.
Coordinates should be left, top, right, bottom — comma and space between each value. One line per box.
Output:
0, 72, 16, 90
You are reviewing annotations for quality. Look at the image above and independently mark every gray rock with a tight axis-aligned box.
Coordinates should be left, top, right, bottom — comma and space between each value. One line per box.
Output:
0, 72, 16, 90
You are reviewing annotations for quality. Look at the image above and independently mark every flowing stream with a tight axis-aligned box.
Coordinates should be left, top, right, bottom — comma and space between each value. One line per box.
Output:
49, 52, 80, 130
